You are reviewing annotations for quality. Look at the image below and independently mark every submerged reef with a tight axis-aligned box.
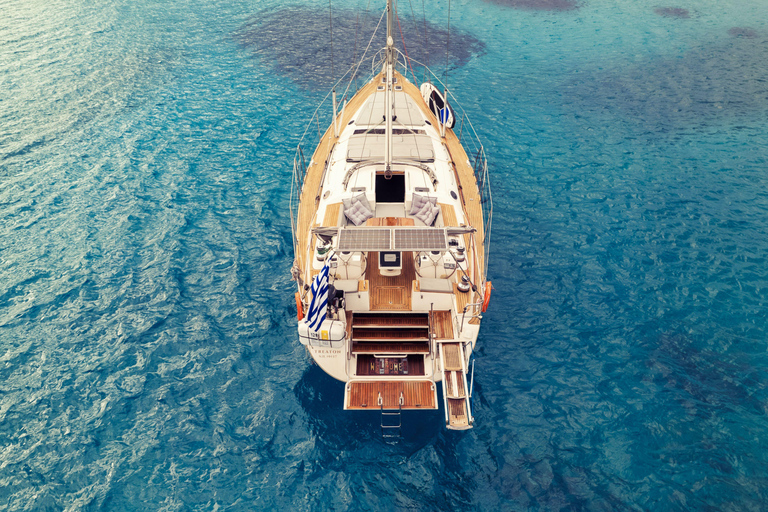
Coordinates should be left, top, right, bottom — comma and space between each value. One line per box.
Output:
653, 7, 691, 18
483, 0, 581, 11
234, 7, 485, 89
728, 27, 759, 38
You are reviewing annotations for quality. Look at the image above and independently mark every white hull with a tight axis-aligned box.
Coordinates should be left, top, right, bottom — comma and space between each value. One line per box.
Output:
289, 3, 491, 431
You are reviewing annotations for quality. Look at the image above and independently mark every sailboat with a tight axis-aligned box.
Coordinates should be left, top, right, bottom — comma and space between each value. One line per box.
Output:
290, 0, 492, 431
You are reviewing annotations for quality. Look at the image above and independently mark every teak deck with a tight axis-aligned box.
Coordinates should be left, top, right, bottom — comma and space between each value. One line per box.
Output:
430, 310, 454, 339
454, 283, 470, 313
368, 251, 415, 311
352, 312, 429, 328
351, 341, 429, 354
322, 203, 341, 227
444, 370, 466, 398
345, 381, 437, 409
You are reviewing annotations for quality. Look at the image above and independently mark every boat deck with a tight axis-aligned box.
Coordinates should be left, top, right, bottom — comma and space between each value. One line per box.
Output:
407, 77, 486, 307
345, 380, 437, 410
431, 310, 454, 339
295, 71, 486, 302
368, 251, 415, 311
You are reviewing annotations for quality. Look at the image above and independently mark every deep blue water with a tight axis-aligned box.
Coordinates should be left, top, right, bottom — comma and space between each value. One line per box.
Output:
2, 0, 768, 510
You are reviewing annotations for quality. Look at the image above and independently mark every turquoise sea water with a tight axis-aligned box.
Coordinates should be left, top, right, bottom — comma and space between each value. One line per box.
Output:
2, 0, 768, 509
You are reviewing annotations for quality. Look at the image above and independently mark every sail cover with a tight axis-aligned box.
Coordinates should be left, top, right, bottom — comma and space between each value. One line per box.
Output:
346, 134, 434, 162
355, 90, 425, 127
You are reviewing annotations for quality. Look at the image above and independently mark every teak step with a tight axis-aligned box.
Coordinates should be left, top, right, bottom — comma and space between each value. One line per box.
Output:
441, 343, 463, 371
352, 327, 428, 342
345, 380, 438, 410
352, 342, 429, 354
352, 312, 430, 328
444, 370, 466, 398
439, 342, 473, 430
447, 398, 469, 428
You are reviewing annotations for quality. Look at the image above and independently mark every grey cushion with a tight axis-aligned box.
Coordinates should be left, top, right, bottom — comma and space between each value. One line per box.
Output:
413, 201, 439, 226
343, 192, 373, 213
344, 200, 373, 226
409, 193, 437, 215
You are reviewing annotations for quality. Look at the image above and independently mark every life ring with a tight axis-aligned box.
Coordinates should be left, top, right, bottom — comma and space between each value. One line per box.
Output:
482, 281, 492, 312
295, 292, 304, 321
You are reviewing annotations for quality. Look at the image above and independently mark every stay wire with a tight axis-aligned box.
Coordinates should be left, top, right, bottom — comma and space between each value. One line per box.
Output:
394, 1, 419, 84
329, 0, 335, 85
353, 0, 361, 89
405, 0, 424, 83
445, 0, 451, 89
422, 0, 429, 79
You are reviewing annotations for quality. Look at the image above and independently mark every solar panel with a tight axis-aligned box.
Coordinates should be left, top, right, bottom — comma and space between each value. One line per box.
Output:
393, 228, 447, 251
332, 227, 449, 251
337, 228, 391, 251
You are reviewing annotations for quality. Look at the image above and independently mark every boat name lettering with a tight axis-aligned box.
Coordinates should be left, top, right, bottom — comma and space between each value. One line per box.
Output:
313, 349, 342, 358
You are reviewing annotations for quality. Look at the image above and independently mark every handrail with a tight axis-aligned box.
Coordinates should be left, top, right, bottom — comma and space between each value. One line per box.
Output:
429, 302, 436, 375
459, 301, 484, 335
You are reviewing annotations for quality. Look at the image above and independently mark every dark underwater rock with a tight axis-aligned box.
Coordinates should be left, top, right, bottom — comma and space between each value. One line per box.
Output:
234, 7, 485, 90
653, 7, 690, 18
483, 0, 581, 11
727, 27, 758, 38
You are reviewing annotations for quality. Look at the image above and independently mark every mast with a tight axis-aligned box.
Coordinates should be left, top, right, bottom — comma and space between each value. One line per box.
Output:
384, 0, 394, 175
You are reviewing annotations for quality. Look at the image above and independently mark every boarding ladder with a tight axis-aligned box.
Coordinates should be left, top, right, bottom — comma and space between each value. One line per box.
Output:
439, 341, 474, 430
380, 391, 403, 439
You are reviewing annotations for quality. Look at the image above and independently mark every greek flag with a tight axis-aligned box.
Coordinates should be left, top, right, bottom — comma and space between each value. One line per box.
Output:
304, 263, 330, 332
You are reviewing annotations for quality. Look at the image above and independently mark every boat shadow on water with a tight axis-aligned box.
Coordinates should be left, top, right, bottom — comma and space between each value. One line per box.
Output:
294, 364, 448, 448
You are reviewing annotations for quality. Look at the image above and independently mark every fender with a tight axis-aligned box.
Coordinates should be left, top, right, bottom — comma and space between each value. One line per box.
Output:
482, 281, 492, 313
296, 292, 304, 321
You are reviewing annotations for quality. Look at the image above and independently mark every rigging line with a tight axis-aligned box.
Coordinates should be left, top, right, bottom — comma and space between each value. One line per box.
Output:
353, 0, 361, 90
329, 0, 335, 85
341, 8, 386, 102
405, 0, 422, 83
359, 23, 388, 171
445, 0, 451, 89
422, 0, 429, 80
394, 0, 419, 84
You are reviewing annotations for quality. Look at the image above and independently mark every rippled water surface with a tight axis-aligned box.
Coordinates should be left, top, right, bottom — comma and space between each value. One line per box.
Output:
2, 0, 768, 510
